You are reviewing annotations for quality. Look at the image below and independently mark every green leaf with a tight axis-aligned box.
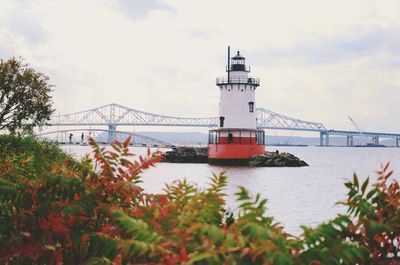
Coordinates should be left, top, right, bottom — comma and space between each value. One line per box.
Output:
353, 173, 359, 190
366, 189, 377, 199
361, 177, 369, 195
82, 257, 113, 265
189, 252, 215, 263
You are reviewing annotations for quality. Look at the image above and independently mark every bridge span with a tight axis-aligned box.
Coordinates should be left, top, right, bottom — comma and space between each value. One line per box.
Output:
320, 130, 400, 147
37, 128, 175, 147
46, 103, 400, 147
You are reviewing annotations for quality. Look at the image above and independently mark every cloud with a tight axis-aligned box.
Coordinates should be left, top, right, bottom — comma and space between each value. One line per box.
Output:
188, 28, 224, 39
0, 31, 16, 59
3, 1, 46, 46
1, 0, 400, 133
249, 25, 400, 68
6, 13, 45, 45
114, 0, 174, 19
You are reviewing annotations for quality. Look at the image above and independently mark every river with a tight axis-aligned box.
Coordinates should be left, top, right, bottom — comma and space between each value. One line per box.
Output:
62, 145, 400, 235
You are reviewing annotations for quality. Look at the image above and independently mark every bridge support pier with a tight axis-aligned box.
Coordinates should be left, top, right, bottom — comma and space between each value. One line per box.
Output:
346, 135, 354, 146
320, 132, 324, 146
108, 124, 116, 143
396, 137, 399, 147
320, 131, 330, 146
372, 136, 379, 145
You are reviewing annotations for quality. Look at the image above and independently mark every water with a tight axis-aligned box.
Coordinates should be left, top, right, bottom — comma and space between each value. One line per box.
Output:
62, 145, 400, 235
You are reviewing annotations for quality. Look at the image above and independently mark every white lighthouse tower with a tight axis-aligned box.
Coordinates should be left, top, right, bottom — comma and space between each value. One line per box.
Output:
208, 47, 265, 164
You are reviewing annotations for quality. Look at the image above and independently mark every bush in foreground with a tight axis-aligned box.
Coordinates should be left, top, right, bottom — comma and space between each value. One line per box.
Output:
0, 135, 399, 264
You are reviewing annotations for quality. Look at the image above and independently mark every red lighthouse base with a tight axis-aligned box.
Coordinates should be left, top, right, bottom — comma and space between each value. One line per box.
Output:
208, 129, 265, 165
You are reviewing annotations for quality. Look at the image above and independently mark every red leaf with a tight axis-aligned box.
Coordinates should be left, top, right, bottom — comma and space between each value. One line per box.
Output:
133, 209, 144, 217
179, 246, 189, 262
117, 168, 125, 175
124, 136, 131, 148
383, 162, 390, 173
385, 170, 394, 180
113, 255, 122, 265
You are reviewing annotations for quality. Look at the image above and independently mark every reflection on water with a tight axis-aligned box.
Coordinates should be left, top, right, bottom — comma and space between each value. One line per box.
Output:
62, 145, 400, 235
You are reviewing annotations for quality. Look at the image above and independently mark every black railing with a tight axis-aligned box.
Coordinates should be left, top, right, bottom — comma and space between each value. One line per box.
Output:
216, 77, 260, 86
208, 129, 265, 145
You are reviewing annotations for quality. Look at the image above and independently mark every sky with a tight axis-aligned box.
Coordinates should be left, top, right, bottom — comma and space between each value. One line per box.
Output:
1, 0, 400, 134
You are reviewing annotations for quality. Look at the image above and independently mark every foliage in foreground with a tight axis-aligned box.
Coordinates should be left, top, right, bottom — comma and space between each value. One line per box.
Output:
0, 135, 399, 264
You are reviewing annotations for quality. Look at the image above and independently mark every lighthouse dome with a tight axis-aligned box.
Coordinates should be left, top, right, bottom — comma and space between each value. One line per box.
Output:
232, 51, 245, 60
230, 51, 247, 71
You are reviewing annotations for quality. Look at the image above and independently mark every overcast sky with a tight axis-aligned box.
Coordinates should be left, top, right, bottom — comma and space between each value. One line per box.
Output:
1, 0, 400, 133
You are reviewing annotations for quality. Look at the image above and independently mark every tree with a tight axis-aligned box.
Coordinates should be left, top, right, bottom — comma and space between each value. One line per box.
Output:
0, 57, 54, 133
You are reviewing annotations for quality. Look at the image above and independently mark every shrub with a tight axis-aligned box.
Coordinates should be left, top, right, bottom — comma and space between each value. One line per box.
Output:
0, 135, 398, 264
0, 136, 162, 264
0, 134, 69, 176
342, 163, 400, 261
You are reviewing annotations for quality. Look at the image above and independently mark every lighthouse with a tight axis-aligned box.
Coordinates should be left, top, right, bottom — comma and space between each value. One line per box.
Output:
208, 47, 265, 164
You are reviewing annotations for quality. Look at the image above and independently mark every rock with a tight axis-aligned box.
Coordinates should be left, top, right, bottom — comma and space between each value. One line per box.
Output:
163, 148, 308, 167
163, 147, 208, 163
248, 151, 309, 167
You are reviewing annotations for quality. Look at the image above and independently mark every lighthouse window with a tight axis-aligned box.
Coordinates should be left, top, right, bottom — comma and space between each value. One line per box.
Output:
228, 133, 233, 143
248, 102, 254, 113
219, 116, 225, 128
256, 131, 265, 145
208, 131, 220, 144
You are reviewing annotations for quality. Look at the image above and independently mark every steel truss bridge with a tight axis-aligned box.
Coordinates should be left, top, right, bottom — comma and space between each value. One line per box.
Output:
36, 128, 175, 147
42, 103, 400, 147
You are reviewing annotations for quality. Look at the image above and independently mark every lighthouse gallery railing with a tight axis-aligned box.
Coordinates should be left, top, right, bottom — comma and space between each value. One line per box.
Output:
216, 77, 260, 86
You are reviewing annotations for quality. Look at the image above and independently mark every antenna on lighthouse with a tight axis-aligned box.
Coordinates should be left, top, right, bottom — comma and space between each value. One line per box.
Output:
227, 46, 230, 82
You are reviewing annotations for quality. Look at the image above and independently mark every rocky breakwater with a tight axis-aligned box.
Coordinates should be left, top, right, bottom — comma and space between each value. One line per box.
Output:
249, 151, 308, 167
163, 147, 308, 167
163, 147, 208, 163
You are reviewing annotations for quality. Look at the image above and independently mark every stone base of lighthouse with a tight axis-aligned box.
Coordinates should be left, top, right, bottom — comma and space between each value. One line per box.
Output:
208, 129, 265, 165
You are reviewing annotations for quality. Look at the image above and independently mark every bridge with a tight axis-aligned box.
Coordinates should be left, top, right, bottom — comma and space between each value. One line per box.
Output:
36, 128, 175, 147
43, 103, 400, 147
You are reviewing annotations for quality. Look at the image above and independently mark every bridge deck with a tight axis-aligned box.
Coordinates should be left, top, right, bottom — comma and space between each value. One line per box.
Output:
324, 129, 400, 138
39, 103, 400, 146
